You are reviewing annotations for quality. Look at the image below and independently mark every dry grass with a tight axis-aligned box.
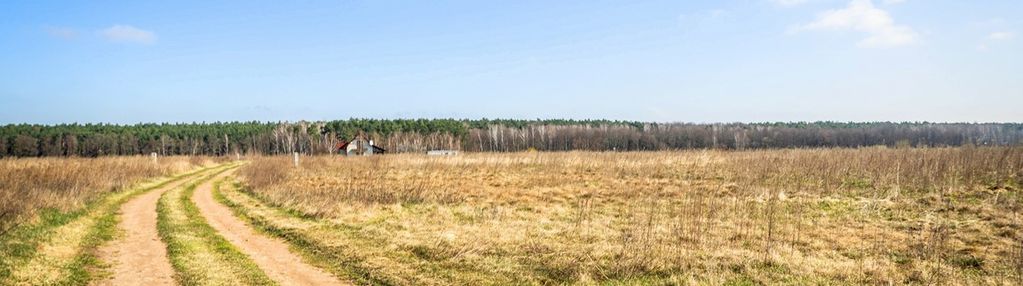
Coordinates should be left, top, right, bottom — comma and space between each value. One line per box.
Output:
5, 176, 184, 285
0, 156, 219, 234
237, 147, 1023, 284
0, 156, 228, 284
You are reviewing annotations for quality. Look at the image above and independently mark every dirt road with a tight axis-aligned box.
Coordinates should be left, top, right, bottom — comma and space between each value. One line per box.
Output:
191, 173, 343, 286
95, 169, 207, 286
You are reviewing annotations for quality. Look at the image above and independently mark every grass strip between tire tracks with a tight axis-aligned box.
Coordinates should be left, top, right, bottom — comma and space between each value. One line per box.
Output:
157, 164, 277, 286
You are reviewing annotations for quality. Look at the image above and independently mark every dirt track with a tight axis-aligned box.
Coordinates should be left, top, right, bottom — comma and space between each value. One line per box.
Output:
95, 172, 201, 286
92, 166, 340, 285
191, 172, 343, 286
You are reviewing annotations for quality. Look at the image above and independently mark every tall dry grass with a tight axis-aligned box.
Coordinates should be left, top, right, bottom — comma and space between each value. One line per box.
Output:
238, 147, 1022, 284
238, 155, 465, 215
0, 156, 214, 234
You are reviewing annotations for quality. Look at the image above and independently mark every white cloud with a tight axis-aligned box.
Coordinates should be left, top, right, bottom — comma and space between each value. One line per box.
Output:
99, 25, 156, 44
989, 31, 1015, 41
882, 0, 906, 5
796, 0, 918, 48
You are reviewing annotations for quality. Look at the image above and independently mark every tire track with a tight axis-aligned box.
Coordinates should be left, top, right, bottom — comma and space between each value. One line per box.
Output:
94, 166, 218, 286
192, 174, 344, 286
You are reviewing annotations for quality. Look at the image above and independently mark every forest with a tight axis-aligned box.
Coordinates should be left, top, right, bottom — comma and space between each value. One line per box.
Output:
0, 119, 1020, 157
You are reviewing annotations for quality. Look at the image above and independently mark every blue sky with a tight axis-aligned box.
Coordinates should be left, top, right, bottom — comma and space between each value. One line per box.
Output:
1, 0, 1020, 124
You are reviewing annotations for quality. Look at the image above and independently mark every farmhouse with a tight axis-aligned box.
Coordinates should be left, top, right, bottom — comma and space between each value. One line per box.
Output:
336, 133, 386, 156
427, 150, 459, 156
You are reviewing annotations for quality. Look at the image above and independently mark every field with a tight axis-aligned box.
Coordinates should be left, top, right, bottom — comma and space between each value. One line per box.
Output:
234, 147, 1023, 284
0, 147, 1021, 285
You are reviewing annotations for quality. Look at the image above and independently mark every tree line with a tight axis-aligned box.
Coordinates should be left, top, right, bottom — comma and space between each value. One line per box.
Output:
1, 120, 1020, 157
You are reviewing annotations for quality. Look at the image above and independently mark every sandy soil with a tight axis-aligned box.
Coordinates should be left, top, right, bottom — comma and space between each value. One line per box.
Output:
95, 173, 201, 286
191, 172, 344, 286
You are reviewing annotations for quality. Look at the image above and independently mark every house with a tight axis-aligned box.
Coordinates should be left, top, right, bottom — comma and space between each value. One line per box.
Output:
336, 133, 386, 156
426, 150, 459, 156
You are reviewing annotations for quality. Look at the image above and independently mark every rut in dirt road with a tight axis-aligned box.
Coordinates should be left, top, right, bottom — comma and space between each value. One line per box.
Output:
95, 167, 216, 286
192, 174, 345, 286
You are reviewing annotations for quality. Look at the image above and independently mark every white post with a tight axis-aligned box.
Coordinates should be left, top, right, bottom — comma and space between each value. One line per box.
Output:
151, 152, 158, 164
236, 152, 241, 161
293, 152, 299, 167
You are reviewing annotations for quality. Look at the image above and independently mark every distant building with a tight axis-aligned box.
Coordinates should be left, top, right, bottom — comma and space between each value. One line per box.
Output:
336, 133, 386, 156
426, 150, 459, 156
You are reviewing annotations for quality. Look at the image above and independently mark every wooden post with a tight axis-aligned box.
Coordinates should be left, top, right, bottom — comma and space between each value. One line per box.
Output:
293, 152, 299, 167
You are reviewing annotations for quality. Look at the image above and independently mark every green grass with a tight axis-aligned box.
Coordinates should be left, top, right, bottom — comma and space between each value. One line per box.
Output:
157, 166, 276, 286
0, 208, 91, 282
0, 165, 215, 285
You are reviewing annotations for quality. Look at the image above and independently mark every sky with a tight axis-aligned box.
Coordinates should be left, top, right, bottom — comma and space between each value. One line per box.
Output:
1, 0, 1020, 124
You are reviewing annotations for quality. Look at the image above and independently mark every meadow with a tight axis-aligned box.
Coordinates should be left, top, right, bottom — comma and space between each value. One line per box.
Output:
231, 147, 1023, 285
0, 148, 1019, 285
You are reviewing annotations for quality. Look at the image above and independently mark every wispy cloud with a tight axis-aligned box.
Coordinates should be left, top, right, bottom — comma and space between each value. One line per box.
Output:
677, 9, 732, 33
772, 0, 809, 6
972, 18, 1005, 28
99, 25, 157, 44
772, 0, 903, 8
794, 0, 918, 48
989, 31, 1015, 41
45, 26, 78, 40
978, 31, 1015, 52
